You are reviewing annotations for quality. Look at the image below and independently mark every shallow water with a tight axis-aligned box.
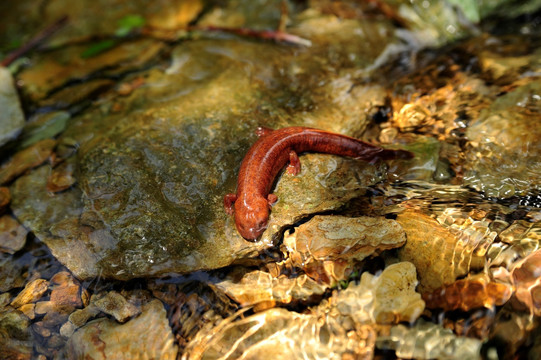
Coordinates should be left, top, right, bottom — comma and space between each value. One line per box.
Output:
1, 1, 541, 359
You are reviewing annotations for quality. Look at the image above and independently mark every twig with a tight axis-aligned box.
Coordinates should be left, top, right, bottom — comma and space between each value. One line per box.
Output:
1, 16, 69, 67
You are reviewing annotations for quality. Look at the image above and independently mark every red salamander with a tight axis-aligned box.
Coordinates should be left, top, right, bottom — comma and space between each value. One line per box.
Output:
224, 127, 414, 240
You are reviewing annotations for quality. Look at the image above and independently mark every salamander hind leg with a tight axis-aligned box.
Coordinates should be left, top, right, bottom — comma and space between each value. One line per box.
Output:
286, 150, 301, 175
224, 194, 237, 215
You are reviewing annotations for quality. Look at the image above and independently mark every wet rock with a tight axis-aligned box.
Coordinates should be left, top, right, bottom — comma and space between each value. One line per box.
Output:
423, 277, 513, 312
0, 186, 10, 212
262, 154, 387, 243
376, 319, 482, 360
464, 81, 541, 198
183, 307, 376, 360
0, 214, 28, 254
336, 262, 425, 324
10, 278, 49, 308
18, 38, 166, 102
62, 299, 178, 359
92, 291, 141, 323
46, 160, 76, 193
0, 139, 56, 185
60, 304, 101, 338
38, 79, 115, 110
215, 269, 328, 308
0, 67, 25, 147
396, 210, 485, 293
49, 271, 84, 309
18, 304, 36, 320
10, 29, 403, 279
283, 215, 406, 284
0, 306, 34, 360
292, 215, 405, 261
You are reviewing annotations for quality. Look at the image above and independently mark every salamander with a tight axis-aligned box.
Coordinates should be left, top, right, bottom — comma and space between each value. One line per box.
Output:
224, 126, 414, 240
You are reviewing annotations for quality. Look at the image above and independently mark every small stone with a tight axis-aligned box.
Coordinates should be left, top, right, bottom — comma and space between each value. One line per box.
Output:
60, 321, 77, 338
0, 138, 56, 185
511, 249, 541, 315
93, 291, 141, 323
215, 269, 328, 307
10, 279, 49, 308
32, 321, 51, 338
35, 301, 54, 315
423, 277, 513, 312
46, 333, 65, 349
42, 304, 74, 328
0, 187, 10, 212
336, 262, 425, 324
46, 161, 76, 193
0, 214, 28, 254
18, 304, 36, 320
49, 271, 83, 308
376, 319, 482, 359
68, 303, 101, 328
0, 306, 33, 359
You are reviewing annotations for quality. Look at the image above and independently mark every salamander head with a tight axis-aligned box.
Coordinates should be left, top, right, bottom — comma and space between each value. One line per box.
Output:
235, 197, 270, 241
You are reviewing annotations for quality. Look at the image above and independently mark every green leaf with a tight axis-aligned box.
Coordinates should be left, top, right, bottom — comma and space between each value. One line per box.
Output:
81, 39, 117, 59
115, 14, 146, 37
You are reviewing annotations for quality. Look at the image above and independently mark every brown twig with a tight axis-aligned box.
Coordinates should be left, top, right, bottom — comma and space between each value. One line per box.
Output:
1, 16, 69, 67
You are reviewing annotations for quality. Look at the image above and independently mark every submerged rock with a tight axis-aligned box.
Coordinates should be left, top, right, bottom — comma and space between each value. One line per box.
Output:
262, 154, 387, 243
0, 139, 56, 185
396, 210, 486, 293
464, 81, 541, 198
376, 319, 482, 360
335, 262, 425, 324
215, 269, 328, 308
62, 299, 178, 359
183, 307, 376, 360
511, 249, 541, 316
282, 214, 406, 284
423, 276, 513, 312
10, 278, 48, 308
0, 305, 34, 360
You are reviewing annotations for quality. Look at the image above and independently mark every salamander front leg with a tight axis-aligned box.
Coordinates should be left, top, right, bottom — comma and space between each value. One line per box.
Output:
286, 150, 301, 175
224, 194, 237, 215
267, 193, 278, 209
